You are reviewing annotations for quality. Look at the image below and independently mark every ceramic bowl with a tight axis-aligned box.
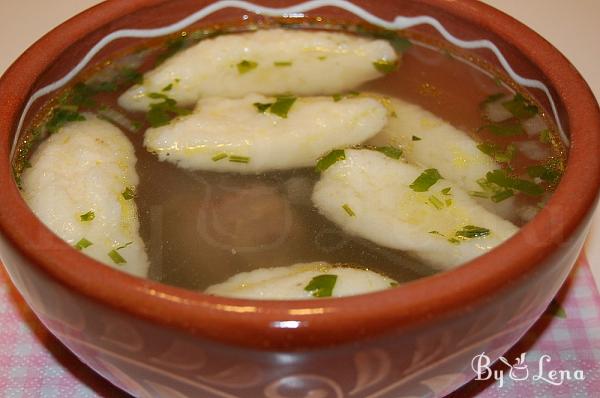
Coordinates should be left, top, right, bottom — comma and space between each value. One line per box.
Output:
0, 0, 599, 397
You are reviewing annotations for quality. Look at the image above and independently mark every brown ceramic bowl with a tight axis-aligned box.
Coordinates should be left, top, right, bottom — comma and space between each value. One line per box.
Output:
0, 0, 599, 397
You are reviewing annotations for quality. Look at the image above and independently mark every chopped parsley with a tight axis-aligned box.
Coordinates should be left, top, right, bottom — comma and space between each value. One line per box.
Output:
480, 93, 505, 107
46, 107, 86, 134
74, 238, 93, 250
273, 61, 292, 67
373, 59, 397, 74
228, 155, 251, 164
155, 35, 187, 65
428, 195, 444, 209
455, 225, 490, 239
486, 169, 544, 196
315, 149, 345, 172
304, 274, 337, 298
539, 129, 551, 144
317, 56, 327, 61
502, 93, 538, 119
527, 164, 561, 185
108, 241, 133, 264
332, 91, 359, 102
441, 187, 452, 195
342, 204, 355, 217
375, 146, 403, 159
409, 168, 443, 192
357, 27, 412, 53
477, 143, 517, 163
80, 211, 95, 222
269, 96, 297, 118
479, 122, 524, 136
146, 92, 191, 127
162, 83, 173, 92
211, 153, 228, 162
253, 102, 273, 113
108, 250, 126, 264
237, 60, 258, 74
412, 135, 421, 141
122, 186, 135, 200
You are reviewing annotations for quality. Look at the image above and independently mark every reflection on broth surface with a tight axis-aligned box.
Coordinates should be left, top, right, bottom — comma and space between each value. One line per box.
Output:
16, 22, 565, 297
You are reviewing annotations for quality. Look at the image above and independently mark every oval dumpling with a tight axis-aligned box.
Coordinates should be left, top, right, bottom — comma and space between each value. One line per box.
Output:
311, 149, 518, 269
118, 29, 398, 111
21, 116, 149, 277
143, 94, 388, 173
367, 96, 516, 218
205, 261, 396, 299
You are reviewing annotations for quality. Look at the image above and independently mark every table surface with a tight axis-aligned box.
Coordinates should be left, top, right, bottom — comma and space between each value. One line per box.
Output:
0, 1, 599, 397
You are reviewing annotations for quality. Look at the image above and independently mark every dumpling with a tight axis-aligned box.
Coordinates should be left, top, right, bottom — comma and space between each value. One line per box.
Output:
144, 94, 388, 173
21, 116, 149, 277
367, 96, 516, 218
311, 149, 518, 269
119, 29, 398, 111
205, 261, 396, 299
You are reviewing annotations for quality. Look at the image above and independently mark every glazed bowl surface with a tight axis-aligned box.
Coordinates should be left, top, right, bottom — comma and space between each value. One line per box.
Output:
0, 1, 599, 397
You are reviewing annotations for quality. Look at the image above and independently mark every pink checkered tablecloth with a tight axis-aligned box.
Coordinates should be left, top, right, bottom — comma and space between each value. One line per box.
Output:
1, 254, 599, 397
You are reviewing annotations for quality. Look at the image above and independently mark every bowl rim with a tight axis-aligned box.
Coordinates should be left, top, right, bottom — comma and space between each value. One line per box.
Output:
0, 0, 599, 348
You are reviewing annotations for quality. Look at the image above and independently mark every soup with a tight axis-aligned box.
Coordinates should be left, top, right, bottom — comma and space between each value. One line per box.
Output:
14, 20, 565, 299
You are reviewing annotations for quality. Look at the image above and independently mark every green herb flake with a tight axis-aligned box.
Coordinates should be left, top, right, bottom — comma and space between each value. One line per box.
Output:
121, 186, 135, 200
162, 83, 173, 92
375, 146, 403, 159
429, 230, 445, 237
274, 61, 292, 67
120, 67, 143, 85
332, 91, 359, 102
237, 60, 258, 74
317, 56, 327, 61
229, 155, 250, 164
455, 225, 490, 239
448, 237, 461, 245
502, 93, 538, 119
145, 93, 192, 127
491, 189, 514, 203
481, 93, 505, 106
373, 59, 397, 74
108, 249, 127, 264
269, 96, 297, 118
46, 108, 86, 134
479, 122, 525, 136
409, 168, 443, 192
315, 149, 346, 172
74, 238, 93, 250
527, 164, 561, 185
80, 211, 95, 222
428, 195, 444, 209
360, 28, 412, 53
412, 135, 422, 141
493, 77, 503, 87
389, 281, 398, 287
539, 129, 551, 144
212, 153, 228, 162
477, 142, 517, 163
342, 204, 355, 217
253, 102, 273, 113
486, 169, 544, 196
304, 274, 337, 298
155, 35, 187, 65
441, 187, 452, 195
116, 241, 133, 250
468, 191, 490, 198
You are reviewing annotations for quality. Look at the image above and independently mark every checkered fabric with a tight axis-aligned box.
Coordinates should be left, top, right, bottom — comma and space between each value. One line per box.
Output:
1, 255, 599, 397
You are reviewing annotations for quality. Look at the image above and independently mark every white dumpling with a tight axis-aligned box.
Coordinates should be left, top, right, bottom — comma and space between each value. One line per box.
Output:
118, 29, 398, 111
312, 149, 518, 269
205, 261, 396, 299
144, 94, 388, 173
367, 96, 516, 218
21, 116, 149, 277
